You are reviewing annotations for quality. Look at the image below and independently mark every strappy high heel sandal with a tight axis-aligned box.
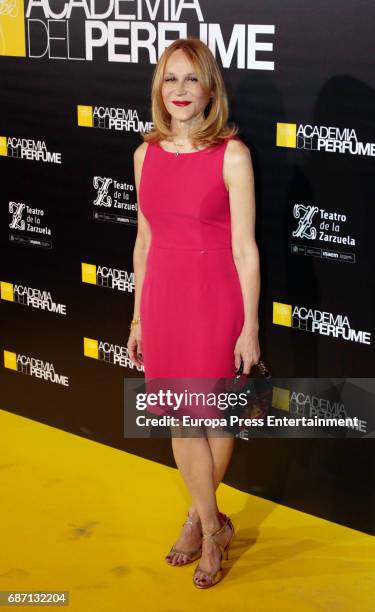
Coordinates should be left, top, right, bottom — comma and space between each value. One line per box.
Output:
165, 513, 202, 566
193, 513, 235, 589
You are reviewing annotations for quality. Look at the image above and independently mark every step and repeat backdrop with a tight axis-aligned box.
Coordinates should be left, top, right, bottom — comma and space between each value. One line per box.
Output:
1, 2, 374, 531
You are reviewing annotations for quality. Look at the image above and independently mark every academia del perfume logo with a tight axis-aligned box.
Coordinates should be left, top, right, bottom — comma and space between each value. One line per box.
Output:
0, 136, 62, 163
83, 337, 143, 370
1, 280, 67, 314
273, 301, 371, 345
276, 122, 375, 157
81, 262, 134, 293
4, 349, 69, 386
77, 105, 153, 133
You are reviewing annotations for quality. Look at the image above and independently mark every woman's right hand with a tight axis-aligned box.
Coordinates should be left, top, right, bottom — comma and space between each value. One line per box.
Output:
127, 323, 144, 368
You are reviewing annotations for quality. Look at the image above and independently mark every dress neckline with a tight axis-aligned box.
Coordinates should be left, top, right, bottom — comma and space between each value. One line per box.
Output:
156, 140, 220, 155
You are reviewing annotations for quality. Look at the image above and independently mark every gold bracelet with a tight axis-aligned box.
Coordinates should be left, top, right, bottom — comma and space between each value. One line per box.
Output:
129, 316, 141, 330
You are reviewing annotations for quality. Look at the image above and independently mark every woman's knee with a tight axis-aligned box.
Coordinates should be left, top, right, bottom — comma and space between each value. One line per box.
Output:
170, 424, 206, 439
205, 425, 234, 439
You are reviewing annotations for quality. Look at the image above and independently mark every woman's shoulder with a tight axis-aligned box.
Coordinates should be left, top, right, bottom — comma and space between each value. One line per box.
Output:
133, 141, 149, 161
224, 136, 251, 162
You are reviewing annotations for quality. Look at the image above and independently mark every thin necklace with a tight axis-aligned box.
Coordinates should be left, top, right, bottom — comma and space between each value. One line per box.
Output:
170, 138, 197, 157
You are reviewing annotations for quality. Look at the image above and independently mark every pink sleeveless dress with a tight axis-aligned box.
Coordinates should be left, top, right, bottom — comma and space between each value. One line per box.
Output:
138, 137, 245, 415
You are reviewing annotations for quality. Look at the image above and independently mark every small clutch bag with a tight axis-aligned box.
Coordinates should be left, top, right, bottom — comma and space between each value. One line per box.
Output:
235, 358, 271, 380
224, 358, 273, 433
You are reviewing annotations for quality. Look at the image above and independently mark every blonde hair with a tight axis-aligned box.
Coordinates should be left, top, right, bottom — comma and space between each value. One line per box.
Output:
142, 37, 239, 149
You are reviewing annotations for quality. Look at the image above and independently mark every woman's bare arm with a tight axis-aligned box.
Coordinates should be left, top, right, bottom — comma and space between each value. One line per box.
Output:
127, 142, 152, 367
224, 138, 261, 372
132, 142, 152, 320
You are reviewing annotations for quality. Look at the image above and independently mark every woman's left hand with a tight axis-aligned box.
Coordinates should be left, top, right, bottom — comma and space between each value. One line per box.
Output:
234, 327, 261, 374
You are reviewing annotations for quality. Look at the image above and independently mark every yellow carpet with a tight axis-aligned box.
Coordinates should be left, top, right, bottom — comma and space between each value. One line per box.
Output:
0, 408, 374, 611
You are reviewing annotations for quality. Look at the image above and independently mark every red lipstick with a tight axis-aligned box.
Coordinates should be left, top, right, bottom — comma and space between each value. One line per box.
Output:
172, 101, 192, 106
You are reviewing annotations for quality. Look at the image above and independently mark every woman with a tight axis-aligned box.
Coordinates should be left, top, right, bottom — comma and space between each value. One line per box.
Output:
127, 37, 260, 589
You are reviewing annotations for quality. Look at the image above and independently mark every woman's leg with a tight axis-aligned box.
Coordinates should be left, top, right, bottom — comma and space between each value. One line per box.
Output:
169, 432, 234, 565
186, 434, 234, 516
